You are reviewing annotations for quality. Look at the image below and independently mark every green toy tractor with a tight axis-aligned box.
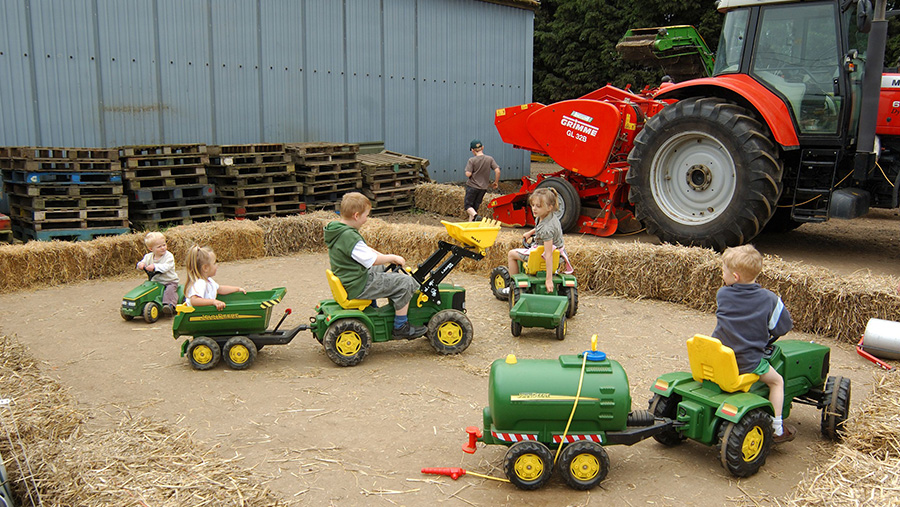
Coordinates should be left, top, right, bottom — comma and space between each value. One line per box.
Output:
490, 241, 578, 318
310, 219, 501, 367
121, 271, 184, 323
649, 334, 851, 477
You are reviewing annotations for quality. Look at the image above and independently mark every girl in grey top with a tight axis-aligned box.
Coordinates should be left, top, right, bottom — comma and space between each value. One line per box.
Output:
505, 188, 574, 293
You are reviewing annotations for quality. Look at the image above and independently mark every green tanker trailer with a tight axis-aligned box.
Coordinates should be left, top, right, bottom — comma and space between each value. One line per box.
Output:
455, 338, 674, 490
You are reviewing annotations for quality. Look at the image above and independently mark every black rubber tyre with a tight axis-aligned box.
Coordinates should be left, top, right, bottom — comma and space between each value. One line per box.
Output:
627, 97, 782, 250
508, 286, 522, 312
561, 287, 579, 317
821, 376, 851, 441
556, 314, 567, 341
427, 309, 473, 355
490, 266, 512, 301
717, 408, 773, 478
120, 309, 134, 321
223, 336, 258, 370
187, 337, 221, 371
503, 441, 554, 490
762, 207, 805, 233
649, 394, 685, 446
511, 319, 522, 337
323, 318, 372, 367
534, 177, 582, 232
142, 302, 160, 323
558, 441, 610, 490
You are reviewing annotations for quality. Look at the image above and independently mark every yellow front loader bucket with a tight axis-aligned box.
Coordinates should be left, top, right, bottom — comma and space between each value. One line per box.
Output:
441, 218, 501, 253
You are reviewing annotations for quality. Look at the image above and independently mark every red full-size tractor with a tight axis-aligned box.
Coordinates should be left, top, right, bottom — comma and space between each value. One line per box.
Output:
491, 0, 896, 250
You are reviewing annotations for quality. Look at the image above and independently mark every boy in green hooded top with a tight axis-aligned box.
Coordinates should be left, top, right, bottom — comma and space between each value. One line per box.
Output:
323, 192, 427, 339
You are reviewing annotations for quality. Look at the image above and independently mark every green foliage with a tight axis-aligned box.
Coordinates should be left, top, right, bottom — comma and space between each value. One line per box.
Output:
533, 0, 721, 103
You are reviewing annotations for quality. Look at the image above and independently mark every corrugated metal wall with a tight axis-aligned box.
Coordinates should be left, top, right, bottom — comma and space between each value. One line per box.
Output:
0, 0, 533, 182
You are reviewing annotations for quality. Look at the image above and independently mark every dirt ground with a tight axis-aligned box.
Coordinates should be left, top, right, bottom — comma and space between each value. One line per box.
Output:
1, 203, 897, 505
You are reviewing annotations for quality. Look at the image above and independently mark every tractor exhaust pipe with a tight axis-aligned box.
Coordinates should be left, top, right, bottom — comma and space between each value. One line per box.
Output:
855, 0, 888, 180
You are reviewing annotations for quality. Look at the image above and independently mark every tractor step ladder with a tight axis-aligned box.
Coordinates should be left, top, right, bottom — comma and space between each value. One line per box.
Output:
790, 148, 840, 223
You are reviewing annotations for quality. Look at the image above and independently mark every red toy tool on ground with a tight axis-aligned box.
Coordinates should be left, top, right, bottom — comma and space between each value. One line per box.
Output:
421, 467, 509, 483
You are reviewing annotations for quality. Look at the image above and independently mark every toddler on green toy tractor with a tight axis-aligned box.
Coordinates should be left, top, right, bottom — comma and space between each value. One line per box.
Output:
490, 236, 578, 319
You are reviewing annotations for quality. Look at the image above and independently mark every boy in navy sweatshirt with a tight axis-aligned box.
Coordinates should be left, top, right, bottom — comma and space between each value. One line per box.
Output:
712, 244, 796, 444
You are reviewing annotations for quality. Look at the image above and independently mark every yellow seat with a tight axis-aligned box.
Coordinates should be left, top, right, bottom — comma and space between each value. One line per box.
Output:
325, 270, 371, 310
522, 245, 560, 275
686, 334, 759, 393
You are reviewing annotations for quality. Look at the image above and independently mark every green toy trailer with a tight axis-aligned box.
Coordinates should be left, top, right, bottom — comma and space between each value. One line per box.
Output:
455, 338, 674, 490
172, 287, 309, 370
490, 243, 578, 318
509, 293, 569, 340
310, 220, 501, 367
121, 272, 184, 323
648, 334, 850, 477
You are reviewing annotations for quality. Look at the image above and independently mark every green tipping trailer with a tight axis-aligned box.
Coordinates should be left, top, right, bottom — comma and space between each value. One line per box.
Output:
172, 287, 309, 370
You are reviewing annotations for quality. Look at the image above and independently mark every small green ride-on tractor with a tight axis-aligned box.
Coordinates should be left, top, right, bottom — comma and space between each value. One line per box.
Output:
310, 219, 501, 367
121, 271, 184, 323
490, 242, 578, 319
649, 334, 851, 477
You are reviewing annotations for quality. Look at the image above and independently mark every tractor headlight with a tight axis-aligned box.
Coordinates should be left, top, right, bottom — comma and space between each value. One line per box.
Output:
122, 300, 136, 308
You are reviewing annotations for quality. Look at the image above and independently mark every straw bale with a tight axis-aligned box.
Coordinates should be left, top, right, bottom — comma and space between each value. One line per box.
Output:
0, 334, 286, 506
257, 211, 333, 257
0, 241, 91, 293
414, 183, 497, 219
787, 371, 900, 506
164, 220, 265, 262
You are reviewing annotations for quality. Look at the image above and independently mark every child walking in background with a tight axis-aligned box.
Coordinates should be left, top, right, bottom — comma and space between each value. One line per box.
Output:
713, 244, 796, 444
503, 187, 573, 293
463, 139, 500, 221
184, 245, 246, 310
137, 231, 180, 316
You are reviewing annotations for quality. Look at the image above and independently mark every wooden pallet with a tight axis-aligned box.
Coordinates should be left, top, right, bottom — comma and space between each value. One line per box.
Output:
3, 182, 124, 197
12, 223, 129, 242
124, 174, 209, 189
129, 203, 222, 221
131, 184, 216, 203
9, 193, 128, 210
222, 201, 305, 219
130, 213, 224, 231
206, 163, 295, 179
10, 205, 127, 222
208, 153, 291, 166
124, 164, 207, 179
12, 215, 129, 231
295, 160, 361, 176
285, 142, 359, 156
2, 170, 123, 185
129, 196, 219, 212
123, 156, 209, 170
0, 159, 121, 172
216, 180, 301, 199
304, 179, 362, 196
119, 144, 207, 157
5, 147, 119, 160
359, 151, 430, 181
370, 203, 414, 215
207, 143, 285, 156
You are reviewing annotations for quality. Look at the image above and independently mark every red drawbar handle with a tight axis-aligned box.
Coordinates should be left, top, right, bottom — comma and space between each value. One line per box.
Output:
857, 336, 894, 371
421, 467, 465, 480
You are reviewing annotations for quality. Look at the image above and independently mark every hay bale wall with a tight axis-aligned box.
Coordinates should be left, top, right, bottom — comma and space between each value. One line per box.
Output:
2, 210, 899, 343
414, 182, 496, 219
787, 371, 900, 506
0, 334, 286, 506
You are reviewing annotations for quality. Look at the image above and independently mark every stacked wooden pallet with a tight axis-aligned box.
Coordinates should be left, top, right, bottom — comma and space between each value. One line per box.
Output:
0, 147, 129, 241
286, 142, 362, 210
358, 150, 430, 215
120, 144, 222, 230
206, 143, 303, 219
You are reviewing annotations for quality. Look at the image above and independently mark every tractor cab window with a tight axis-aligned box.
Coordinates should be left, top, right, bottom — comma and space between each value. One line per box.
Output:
750, 2, 842, 135
713, 8, 749, 75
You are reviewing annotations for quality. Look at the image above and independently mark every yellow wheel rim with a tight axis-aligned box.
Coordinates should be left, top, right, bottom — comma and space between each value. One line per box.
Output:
192, 345, 213, 365
494, 274, 507, 291
336, 330, 362, 357
229, 344, 249, 364
570, 453, 600, 481
437, 321, 463, 346
741, 426, 765, 462
514, 453, 544, 482
149, 306, 159, 319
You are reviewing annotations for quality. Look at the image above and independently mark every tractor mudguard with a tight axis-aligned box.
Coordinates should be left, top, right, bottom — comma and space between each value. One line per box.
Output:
180, 338, 189, 357
714, 392, 772, 424
650, 371, 693, 397
653, 74, 800, 149
559, 274, 577, 288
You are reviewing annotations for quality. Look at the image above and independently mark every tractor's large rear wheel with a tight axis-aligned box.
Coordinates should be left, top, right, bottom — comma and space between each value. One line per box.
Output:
627, 97, 782, 250
534, 177, 581, 232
